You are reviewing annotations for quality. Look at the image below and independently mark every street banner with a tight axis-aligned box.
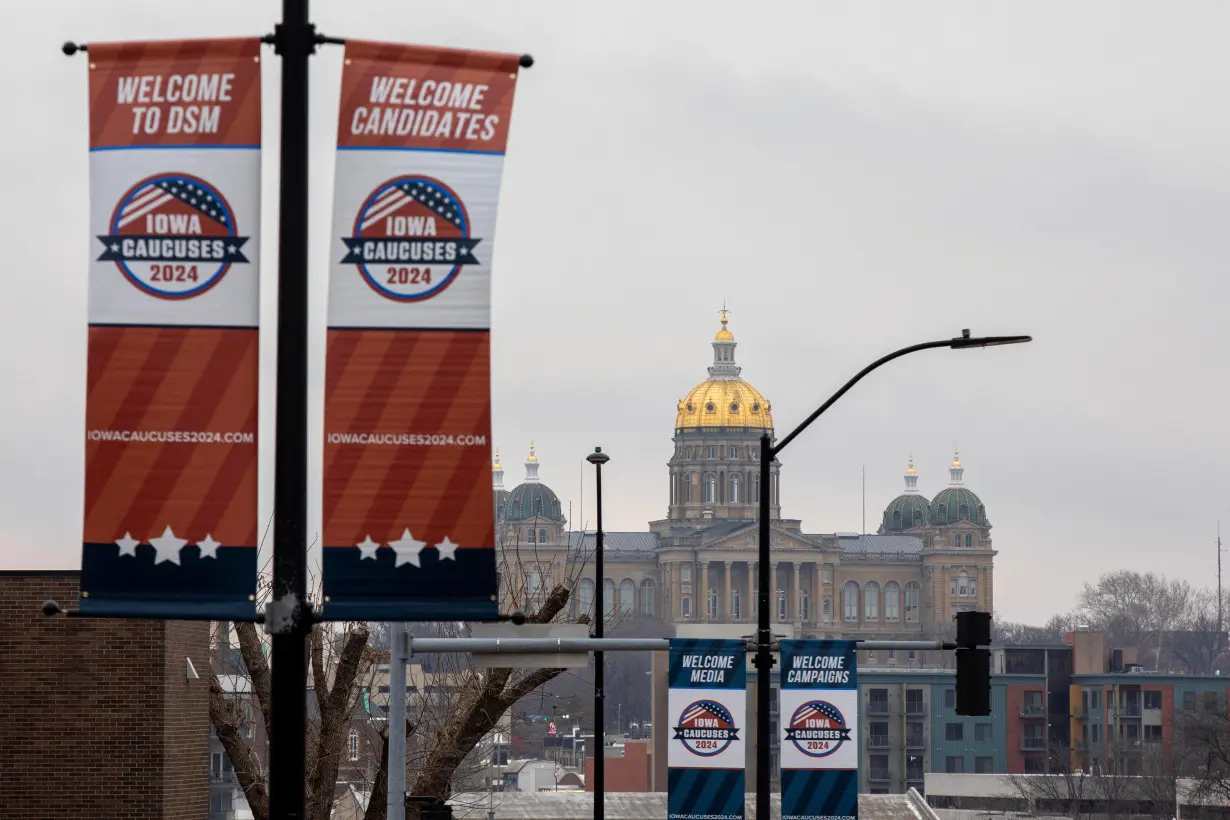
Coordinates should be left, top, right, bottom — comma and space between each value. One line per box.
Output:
321, 41, 523, 620
80, 38, 261, 617
779, 640, 859, 820
667, 638, 746, 820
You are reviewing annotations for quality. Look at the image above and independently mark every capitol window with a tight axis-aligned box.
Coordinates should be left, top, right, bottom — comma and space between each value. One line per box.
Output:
681, 596, 692, 618
864, 581, 880, 620
730, 403, 739, 413
708, 589, 719, 619
905, 582, 920, 622
705, 402, 715, 413
731, 589, 741, 619
800, 588, 811, 622
539, 528, 547, 544
965, 534, 973, 548
703, 474, 716, 503
681, 564, 692, 583
884, 582, 900, 620
843, 581, 859, 621
640, 579, 655, 616
729, 475, 741, 504
728, 445, 739, 459
706, 446, 716, 459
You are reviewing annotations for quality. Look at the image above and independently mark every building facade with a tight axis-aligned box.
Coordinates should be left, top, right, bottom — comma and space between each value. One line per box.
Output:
493, 311, 997, 637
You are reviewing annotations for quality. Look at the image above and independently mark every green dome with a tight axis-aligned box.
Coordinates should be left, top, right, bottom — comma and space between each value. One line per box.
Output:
882, 494, 931, 532
493, 488, 510, 522
502, 482, 565, 522
931, 487, 988, 526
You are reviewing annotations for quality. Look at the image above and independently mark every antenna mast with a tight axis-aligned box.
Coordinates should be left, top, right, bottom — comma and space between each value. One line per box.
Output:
1219, 522, 1224, 660
861, 465, 866, 535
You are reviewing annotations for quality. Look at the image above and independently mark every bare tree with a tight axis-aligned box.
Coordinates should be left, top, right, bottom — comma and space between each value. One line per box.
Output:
1177, 702, 1230, 808
1077, 571, 1195, 666
1002, 741, 1094, 819
994, 612, 1072, 646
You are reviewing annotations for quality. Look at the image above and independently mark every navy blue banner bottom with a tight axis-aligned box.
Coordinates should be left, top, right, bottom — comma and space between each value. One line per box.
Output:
320, 544, 499, 621
80, 542, 257, 619
781, 769, 858, 820
667, 768, 744, 820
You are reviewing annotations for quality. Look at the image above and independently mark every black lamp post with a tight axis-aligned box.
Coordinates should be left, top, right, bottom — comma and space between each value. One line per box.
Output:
753, 329, 1031, 819
586, 446, 610, 820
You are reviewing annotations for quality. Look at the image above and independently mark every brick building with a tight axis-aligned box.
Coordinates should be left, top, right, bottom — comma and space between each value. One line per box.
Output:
0, 570, 210, 820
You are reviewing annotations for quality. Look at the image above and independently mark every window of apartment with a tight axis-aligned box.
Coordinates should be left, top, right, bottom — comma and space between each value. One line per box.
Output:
1091, 689, 1101, 710
975, 756, 994, 773
944, 688, 956, 709
868, 688, 889, 714
1183, 691, 1196, 712
1091, 723, 1101, 743
945, 756, 965, 773
869, 722, 889, 746
1024, 756, 1045, 774
907, 722, 924, 746
1145, 725, 1162, 743
1205, 692, 1221, 712
348, 729, 359, 761
975, 723, 993, 742
1144, 690, 1162, 710
869, 754, 890, 780
907, 757, 924, 780
906, 688, 924, 714
1024, 690, 1044, 709
945, 723, 964, 741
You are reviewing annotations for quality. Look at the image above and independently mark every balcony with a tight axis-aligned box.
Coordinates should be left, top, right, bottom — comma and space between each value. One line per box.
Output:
869, 768, 892, 782
867, 734, 890, 749
906, 735, 925, 749
1021, 703, 1046, 718
1118, 703, 1143, 717
906, 702, 926, 716
867, 702, 890, 716
1021, 736, 1047, 751
210, 771, 238, 786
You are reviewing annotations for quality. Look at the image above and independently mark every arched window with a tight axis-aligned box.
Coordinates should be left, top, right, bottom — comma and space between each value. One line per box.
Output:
703, 474, 716, 504
730, 474, 741, 504
731, 589, 742, 620
539, 528, 548, 544
348, 728, 359, 761
619, 579, 635, 614
707, 588, 718, 620
957, 570, 970, 597
843, 581, 860, 621
640, 579, 655, 616
884, 582, 900, 621
527, 528, 536, 544
751, 474, 760, 503
965, 534, 973, 548
905, 582, 921, 622
603, 579, 616, 617
912, 509, 924, 525
954, 533, 961, 548
893, 511, 902, 529
864, 581, 880, 620
681, 596, 692, 619
970, 575, 978, 599
800, 588, 811, 622
578, 578, 595, 615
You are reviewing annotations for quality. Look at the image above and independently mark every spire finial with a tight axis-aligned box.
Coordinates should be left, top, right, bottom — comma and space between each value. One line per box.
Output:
527, 441, 537, 463
524, 441, 541, 482
906, 453, 916, 475
949, 445, 964, 486
719, 301, 729, 326
493, 447, 502, 470
904, 452, 919, 494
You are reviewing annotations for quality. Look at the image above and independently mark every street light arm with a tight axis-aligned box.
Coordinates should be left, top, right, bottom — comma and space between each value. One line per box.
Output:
771, 332, 1031, 456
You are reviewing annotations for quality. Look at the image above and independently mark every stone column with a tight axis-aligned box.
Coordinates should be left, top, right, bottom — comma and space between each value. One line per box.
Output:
771, 561, 780, 621
700, 561, 710, 621
788, 560, 799, 622
723, 561, 732, 622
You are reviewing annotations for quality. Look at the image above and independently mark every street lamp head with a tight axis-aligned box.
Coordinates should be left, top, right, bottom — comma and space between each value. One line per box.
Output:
950, 330, 1032, 350
586, 447, 610, 465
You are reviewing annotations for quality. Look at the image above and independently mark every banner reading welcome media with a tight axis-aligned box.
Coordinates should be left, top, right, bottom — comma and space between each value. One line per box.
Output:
320, 41, 524, 620
780, 640, 859, 820
80, 38, 261, 618
668, 638, 746, 820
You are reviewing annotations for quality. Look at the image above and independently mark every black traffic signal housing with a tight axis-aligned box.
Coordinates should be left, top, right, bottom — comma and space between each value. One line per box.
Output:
955, 611, 992, 716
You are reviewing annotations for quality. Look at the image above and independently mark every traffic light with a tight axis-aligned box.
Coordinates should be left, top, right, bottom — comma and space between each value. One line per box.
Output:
955, 610, 991, 716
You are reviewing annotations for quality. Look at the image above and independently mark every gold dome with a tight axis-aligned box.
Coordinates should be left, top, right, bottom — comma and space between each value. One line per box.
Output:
714, 314, 734, 341
675, 381, 773, 430
526, 441, 538, 463
493, 447, 502, 470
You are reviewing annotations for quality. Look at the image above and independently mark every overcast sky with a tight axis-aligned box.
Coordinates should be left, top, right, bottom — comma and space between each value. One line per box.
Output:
6, 1, 1229, 623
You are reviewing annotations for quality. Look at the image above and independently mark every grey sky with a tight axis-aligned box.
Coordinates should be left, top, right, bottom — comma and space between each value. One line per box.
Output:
5, 1, 1228, 623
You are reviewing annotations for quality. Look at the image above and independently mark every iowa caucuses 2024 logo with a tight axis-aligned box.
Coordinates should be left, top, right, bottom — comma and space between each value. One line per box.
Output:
98, 172, 249, 299
785, 700, 851, 758
341, 175, 481, 303
674, 700, 739, 757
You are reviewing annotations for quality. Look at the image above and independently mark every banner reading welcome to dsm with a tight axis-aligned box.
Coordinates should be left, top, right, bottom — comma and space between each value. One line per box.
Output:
321, 41, 524, 620
780, 640, 859, 820
668, 638, 746, 820
81, 38, 261, 618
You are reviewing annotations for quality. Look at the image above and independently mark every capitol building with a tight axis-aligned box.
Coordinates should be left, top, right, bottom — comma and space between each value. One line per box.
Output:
492, 313, 995, 640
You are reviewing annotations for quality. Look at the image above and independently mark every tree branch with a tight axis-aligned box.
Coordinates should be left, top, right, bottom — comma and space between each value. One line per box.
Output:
308, 624, 371, 820
209, 669, 270, 820
234, 620, 273, 735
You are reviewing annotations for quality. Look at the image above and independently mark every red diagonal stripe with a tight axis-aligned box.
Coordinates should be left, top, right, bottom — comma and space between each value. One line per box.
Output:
187, 402, 259, 545
86, 326, 128, 397
324, 330, 363, 404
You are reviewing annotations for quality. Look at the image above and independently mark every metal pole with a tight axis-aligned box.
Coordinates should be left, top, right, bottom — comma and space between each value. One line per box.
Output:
586, 447, 610, 820
754, 433, 773, 820
269, 2, 315, 819
389, 622, 407, 820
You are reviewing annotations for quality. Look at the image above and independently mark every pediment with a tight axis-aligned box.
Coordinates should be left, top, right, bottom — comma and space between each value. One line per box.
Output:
699, 523, 824, 554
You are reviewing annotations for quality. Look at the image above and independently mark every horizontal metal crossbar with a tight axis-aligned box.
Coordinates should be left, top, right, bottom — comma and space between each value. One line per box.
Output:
406, 637, 955, 654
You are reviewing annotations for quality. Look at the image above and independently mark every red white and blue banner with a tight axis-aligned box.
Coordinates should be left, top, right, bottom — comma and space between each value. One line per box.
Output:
668, 638, 746, 820
80, 38, 261, 617
779, 640, 859, 820
321, 41, 522, 620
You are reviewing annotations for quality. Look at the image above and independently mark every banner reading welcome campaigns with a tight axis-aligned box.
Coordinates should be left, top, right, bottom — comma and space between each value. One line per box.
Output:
780, 640, 859, 820
321, 41, 524, 620
81, 39, 261, 617
668, 638, 746, 820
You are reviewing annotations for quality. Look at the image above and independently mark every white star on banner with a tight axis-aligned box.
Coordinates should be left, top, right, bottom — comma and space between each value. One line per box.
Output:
388, 528, 426, 568
197, 534, 221, 560
356, 535, 380, 561
435, 536, 459, 562
149, 525, 186, 566
115, 532, 140, 558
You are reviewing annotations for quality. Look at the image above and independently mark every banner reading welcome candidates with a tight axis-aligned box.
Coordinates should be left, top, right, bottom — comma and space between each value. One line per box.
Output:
780, 640, 859, 820
668, 638, 746, 820
81, 38, 261, 617
321, 41, 524, 620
